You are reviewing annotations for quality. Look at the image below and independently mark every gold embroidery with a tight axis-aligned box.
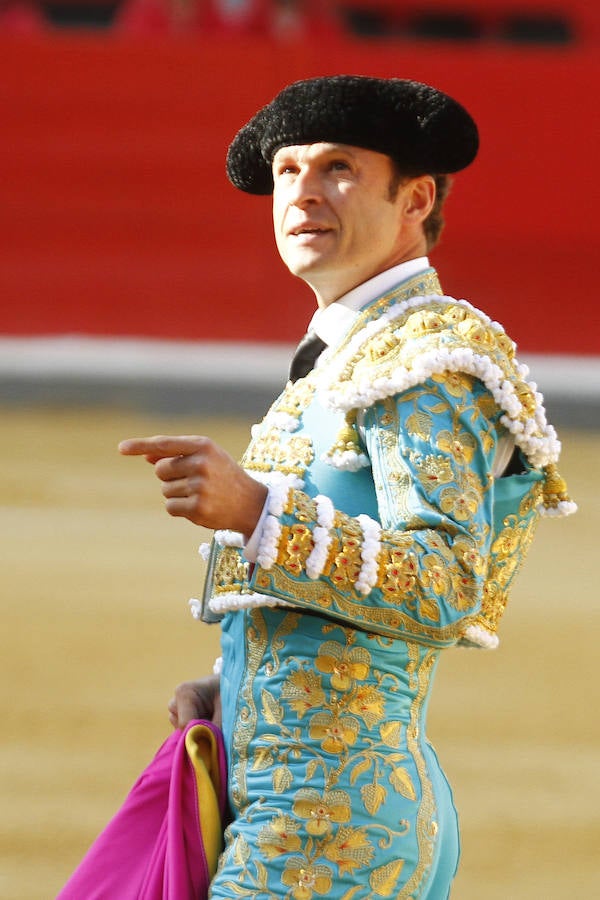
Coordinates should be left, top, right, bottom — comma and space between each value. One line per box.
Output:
431, 370, 474, 398
257, 814, 302, 857
315, 640, 370, 691
229, 609, 269, 811
213, 546, 250, 594
273, 379, 317, 418
397, 643, 438, 898
294, 491, 318, 523
263, 563, 475, 646
285, 436, 315, 473
381, 546, 418, 598
282, 523, 314, 576
436, 426, 478, 466
322, 826, 375, 875
281, 667, 327, 719
325, 271, 443, 382
439, 485, 481, 522
309, 710, 360, 754
243, 428, 282, 472
239, 377, 317, 484
244, 427, 314, 477
292, 788, 350, 837
223, 620, 445, 898
282, 860, 334, 898
477, 496, 541, 633
270, 612, 301, 675
329, 516, 363, 591
328, 289, 515, 405
372, 398, 414, 523
412, 453, 455, 489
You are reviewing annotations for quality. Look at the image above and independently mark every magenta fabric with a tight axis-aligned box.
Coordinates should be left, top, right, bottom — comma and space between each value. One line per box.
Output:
56, 720, 227, 900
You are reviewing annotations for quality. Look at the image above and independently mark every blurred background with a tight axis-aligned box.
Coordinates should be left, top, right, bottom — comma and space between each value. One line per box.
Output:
1, 3, 599, 898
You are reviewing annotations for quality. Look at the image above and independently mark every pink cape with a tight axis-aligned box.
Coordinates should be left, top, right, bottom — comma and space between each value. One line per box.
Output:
57, 720, 227, 900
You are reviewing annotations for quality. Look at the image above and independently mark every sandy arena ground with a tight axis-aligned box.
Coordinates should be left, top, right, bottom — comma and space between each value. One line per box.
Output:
1, 405, 598, 899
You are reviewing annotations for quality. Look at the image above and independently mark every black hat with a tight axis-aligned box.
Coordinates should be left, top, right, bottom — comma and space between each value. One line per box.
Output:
226, 75, 479, 194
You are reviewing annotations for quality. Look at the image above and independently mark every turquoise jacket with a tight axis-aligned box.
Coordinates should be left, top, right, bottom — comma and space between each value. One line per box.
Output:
197, 267, 574, 650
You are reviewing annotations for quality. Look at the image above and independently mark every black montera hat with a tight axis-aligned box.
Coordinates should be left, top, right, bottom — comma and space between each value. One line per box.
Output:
226, 75, 479, 194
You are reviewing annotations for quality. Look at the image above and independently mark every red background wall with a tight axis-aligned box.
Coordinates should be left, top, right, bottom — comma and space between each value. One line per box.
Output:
1, 35, 598, 353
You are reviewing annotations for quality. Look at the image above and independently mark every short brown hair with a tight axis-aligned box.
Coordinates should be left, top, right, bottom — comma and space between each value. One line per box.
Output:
388, 170, 452, 251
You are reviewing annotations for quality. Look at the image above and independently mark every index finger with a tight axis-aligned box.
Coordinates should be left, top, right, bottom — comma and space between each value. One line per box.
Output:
118, 435, 205, 459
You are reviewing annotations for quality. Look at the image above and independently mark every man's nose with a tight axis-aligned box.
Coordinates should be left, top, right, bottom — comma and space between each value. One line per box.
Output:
289, 167, 322, 206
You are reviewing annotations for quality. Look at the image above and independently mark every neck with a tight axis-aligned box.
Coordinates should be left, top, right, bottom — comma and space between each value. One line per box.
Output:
310, 255, 432, 309
308, 246, 430, 308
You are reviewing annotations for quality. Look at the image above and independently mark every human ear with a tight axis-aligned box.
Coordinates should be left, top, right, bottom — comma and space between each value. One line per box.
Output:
404, 176, 436, 224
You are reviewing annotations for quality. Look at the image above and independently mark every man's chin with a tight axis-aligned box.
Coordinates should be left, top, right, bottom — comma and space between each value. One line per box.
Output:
283, 253, 330, 280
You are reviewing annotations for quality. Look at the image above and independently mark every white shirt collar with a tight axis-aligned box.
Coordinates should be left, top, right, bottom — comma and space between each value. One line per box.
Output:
308, 257, 430, 348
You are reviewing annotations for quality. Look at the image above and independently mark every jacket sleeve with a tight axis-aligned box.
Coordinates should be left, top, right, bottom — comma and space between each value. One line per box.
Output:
247, 373, 504, 647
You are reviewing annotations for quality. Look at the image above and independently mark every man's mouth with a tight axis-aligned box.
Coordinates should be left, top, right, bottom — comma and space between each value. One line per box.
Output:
289, 225, 331, 237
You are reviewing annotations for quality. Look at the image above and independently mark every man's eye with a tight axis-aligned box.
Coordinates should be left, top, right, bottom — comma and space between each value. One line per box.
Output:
330, 160, 350, 172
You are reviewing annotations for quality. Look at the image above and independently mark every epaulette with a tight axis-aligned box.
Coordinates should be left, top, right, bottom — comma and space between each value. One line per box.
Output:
320, 294, 575, 517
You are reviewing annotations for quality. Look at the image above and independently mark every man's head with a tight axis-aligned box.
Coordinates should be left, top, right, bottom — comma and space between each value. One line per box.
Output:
226, 76, 477, 305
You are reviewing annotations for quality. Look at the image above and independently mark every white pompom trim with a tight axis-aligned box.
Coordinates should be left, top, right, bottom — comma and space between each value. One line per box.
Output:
460, 623, 500, 650
539, 499, 578, 517
208, 591, 293, 613
305, 495, 335, 579
198, 542, 211, 561
265, 481, 291, 518
214, 530, 245, 548
266, 411, 301, 433
254, 481, 293, 570
256, 515, 282, 570
189, 598, 203, 620
323, 449, 371, 471
245, 469, 305, 492
355, 514, 382, 595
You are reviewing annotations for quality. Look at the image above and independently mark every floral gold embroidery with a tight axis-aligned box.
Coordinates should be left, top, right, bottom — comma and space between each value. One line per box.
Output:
309, 711, 360, 754
219, 626, 443, 899
431, 371, 474, 398
322, 825, 375, 875
420, 552, 452, 597
439, 485, 481, 521
436, 426, 478, 466
257, 814, 302, 858
412, 454, 455, 489
281, 668, 327, 718
282, 859, 333, 900
381, 547, 418, 597
329, 518, 363, 590
315, 640, 370, 690
282, 524, 314, 576
292, 787, 351, 835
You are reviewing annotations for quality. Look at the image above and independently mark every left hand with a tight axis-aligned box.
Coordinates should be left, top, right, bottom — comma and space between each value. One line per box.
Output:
167, 675, 222, 730
118, 434, 267, 535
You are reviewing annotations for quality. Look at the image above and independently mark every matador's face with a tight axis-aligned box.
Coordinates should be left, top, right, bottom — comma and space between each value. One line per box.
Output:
271, 141, 427, 308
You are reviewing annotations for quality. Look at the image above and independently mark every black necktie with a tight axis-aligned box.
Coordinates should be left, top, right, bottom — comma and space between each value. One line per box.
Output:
288, 331, 327, 383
